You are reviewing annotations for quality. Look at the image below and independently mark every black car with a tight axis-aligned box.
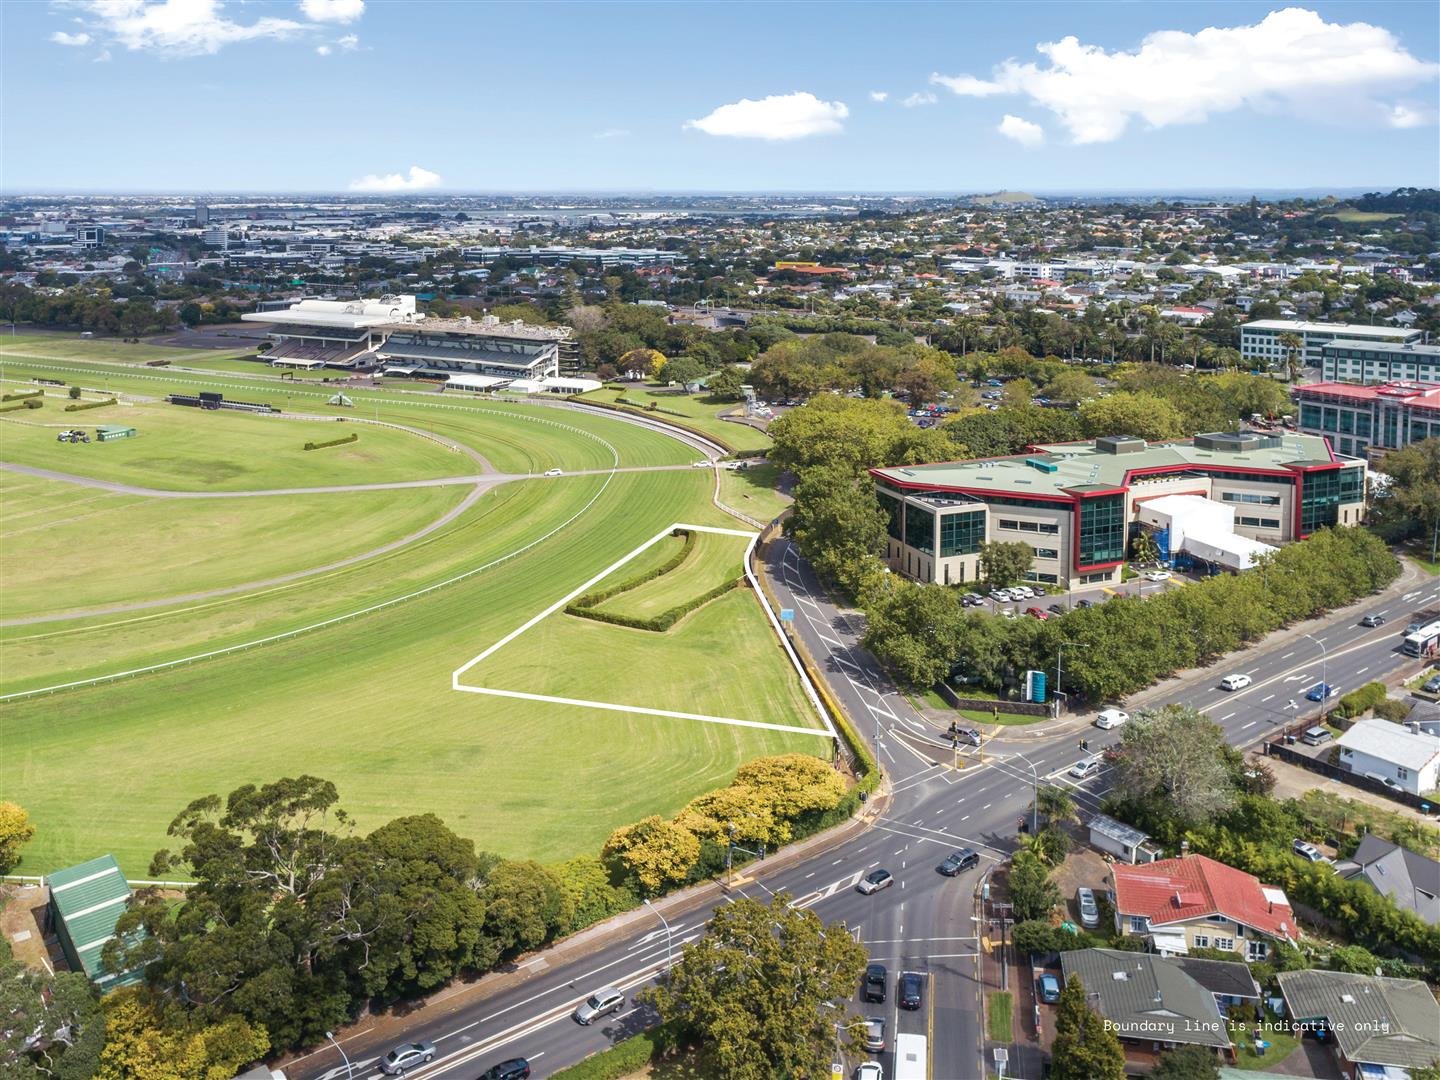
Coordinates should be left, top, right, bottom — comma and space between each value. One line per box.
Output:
899, 971, 924, 1010
1076, 598, 1095, 609
863, 963, 887, 1003
939, 849, 980, 876
478, 1061, 531, 1080
1048, 604, 1065, 614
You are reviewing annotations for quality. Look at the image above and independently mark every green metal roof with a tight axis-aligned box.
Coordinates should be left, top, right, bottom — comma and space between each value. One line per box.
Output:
1277, 970, 1440, 1070
47, 854, 142, 986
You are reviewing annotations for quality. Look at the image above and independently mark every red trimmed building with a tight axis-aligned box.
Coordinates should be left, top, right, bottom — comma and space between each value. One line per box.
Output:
1291, 380, 1440, 459
870, 431, 1365, 589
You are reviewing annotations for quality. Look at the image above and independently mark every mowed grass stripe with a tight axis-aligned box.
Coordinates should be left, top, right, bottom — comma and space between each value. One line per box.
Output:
594, 530, 745, 620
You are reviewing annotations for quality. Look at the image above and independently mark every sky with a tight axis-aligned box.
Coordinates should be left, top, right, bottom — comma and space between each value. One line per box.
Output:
4, 1, 1439, 194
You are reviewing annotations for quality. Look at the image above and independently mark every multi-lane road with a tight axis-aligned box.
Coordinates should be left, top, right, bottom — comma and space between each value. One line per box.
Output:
288, 543, 1436, 1080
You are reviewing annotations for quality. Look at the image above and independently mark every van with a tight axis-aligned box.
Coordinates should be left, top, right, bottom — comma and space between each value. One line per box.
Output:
1301, 727, 1332, 747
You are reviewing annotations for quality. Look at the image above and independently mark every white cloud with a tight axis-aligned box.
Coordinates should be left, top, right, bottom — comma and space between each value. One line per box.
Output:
61, 0, 305, 56
594, 128, 631, 140
932, 7, 1439, 142
997, 114, 1045, 148
869, 90, 888, 102
299, 0, 364, 23
315, 43, 330, 55
902, 91, 937, 108
336, 32, 357, 49
684, 91, 849, 141
348, 165, 442, 193
50, 30, 91, 46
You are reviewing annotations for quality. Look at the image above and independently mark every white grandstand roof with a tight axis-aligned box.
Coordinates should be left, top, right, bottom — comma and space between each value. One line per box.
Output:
242, 295, 420, 330
384, 315, 570, 342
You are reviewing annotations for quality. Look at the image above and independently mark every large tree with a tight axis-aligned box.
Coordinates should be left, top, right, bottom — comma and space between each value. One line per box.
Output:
1050, 974, 1125, 1080
861, 578, 965, 687
1007, 849, 1061, 921
0, 960, 105, 1079
786, 463, 888, 593
1375, 438, 1440, 558
642, 894, 868, 1080
979, 540, 1034, 589
1108, 705, 1238, 828
0, 800, 35, 872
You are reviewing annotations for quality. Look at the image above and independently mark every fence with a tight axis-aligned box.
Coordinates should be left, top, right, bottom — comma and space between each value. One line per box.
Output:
1263, 739, 1435, 812
934, 682, 1050, 717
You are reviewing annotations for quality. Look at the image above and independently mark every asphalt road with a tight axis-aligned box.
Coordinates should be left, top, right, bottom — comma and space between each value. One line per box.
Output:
286, 550, 1438, 1080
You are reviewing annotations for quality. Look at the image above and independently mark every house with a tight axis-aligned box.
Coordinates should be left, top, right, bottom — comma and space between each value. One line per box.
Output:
1088, 813, 1163, 864
1110, 854, 1298, 961
1335, 721, 1440, 796
1276, 970, 1440, 1078
1333, 834, 1440, 927
1058, 949, 1235, 1061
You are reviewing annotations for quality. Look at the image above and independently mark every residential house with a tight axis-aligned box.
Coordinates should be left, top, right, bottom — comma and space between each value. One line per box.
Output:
1276, 970, 1440, 1079
1110, 854, 1299, 961
1333, 834, 1439, 927
1335, 721, 1440, 796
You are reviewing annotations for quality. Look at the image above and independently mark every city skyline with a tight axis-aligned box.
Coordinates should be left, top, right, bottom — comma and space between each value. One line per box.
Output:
4, 1, 1438, 193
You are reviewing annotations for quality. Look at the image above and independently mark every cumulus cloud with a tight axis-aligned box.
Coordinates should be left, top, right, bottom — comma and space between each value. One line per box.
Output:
300, 0, 364, 22
56, 0, 304, 56
931, 7, 1439, 142
869, 90, 888, 102
349, 165, 443, 192
902, 91, 937, 107
51, 30, 91, 46
997, 114, 1045, 148
684, 91, 849, 140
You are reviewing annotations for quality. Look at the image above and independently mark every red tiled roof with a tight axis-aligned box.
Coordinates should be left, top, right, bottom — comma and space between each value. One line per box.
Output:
1113, 854, 1299, 942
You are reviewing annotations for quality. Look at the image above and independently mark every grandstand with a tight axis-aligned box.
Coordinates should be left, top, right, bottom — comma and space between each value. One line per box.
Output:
241, 295, 422, 368
376, 315, 571, 384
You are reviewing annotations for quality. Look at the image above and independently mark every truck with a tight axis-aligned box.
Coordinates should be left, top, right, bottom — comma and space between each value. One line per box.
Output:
893, 1032, 929, 1080
1403, 619, 1440, 658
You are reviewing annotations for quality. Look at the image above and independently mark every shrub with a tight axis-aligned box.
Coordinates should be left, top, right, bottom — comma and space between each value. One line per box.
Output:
1335, 682, 1388, 719
547, 1023, 680, 1079
1374, 697, 1412, 722
64, 398, 117, 412
22, 398, 42, 409
68, 385, 82, 399
302, 433, 359, 451
1, 389, 40, 401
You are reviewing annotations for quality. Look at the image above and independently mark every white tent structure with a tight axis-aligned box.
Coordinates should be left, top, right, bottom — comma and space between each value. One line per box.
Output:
1136, 493, 1277, 572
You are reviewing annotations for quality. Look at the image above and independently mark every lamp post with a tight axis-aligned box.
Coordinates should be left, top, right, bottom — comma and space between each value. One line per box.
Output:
1304, 632, 1329, 719
324, 1032, 354, 1080
1056, 641, 1091, 711
643, 898, 673, 974
1013, 750, 1041, 837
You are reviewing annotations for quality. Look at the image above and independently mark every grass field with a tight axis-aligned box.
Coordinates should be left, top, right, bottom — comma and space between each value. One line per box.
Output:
181, 356, 342, 380
594, 531, 744, 620
0, 472, 467, 620
0, 334, 257, 367
580, 384, 771, 452
718, 463, 790, 523
1319, 209, 1401, 223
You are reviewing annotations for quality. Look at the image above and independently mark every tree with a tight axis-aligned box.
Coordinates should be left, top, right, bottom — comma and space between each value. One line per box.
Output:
979, 540, 1033, 588
1078, 392, 1186, 441
96, 987, 269, 1080
641, 894, 868, 1080
1050, 974, 1125, 1080
480, 860, 565, 960
660, 355, 705, 390
178, 302, 204, 328
1010, 919, 1060, 957
1035, 786, 1078, 829
1109, 706, 1238, 828
601, 816, 700, 896
1007, 849, 1061, 921
1151, 1044, 1221, 1080
861, 579, 965, 687
769, 394, 941, 476
1373, 438, 1440, 558
1045, 369, 1100, 405
786, 463, 888, 593
0, 959, 105, 1079
68, 384, 82, 400
0, 801, 35, 872
706, 365, 746, 400
1277, 331, 1304, 380
1001, 377, 1035, 409
617, 347, 665, 377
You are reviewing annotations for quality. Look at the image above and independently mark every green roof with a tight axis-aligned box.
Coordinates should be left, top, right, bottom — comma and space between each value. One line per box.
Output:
1277, 970, 1440, 1070
47, 854, 143, 987
1059, 948, 1235, 1049
874, 432, 1353, 497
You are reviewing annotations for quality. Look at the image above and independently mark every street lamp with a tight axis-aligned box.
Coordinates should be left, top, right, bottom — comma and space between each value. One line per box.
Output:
1304, 632, 1328, 718
643, 898, 674, 974
1056, 641, 1091, 710
1012, 750, 1041, 837
324, 1032, 354, 1080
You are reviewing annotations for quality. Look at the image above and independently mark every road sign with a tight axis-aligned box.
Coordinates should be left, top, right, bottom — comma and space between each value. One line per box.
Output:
780, 608, 795, 622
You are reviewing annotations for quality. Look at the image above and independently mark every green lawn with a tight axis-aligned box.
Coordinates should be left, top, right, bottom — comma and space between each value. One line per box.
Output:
580, 385, 771, 452
986, 991, 1013, 1042
595, 531, 745, 620
718, 463, 790, 523
181, 356, 341, 380
1228, 1009, 1299, 1070
1319, 209, 1401, 223
0, 334, 256, 367
0, 471, 467, 620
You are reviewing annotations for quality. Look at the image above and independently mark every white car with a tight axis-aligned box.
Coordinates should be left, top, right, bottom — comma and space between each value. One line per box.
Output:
1076, 887, 1101, 928
989, 589, 1012, 601
1094, 709, 1128, 730
691, 460, 712, 468
999, 608, 1018, 620
1144, 570, 1173, 582
856, 869, 894, 895
1220, 673, 1252, 691
1069, 758, 1101, 780
544, 467, 564, 477
1012, 586, 1034, 599
855, 1064, 883, 1080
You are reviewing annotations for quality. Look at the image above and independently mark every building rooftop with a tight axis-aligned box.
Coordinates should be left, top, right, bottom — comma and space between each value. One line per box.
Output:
873, 432, 1347, 498
1336, 720, 1440, 772
1293, 381, 1440, 409
46, 854, 142, 986
1058, 949, 1233, 1049
1322, 339, 1440, 356
241, 294, 419, 330
1334, 834, 1440, 927
1243, 320, 1423, 338
1112, 854, 1298, 942
382, 316, 570, 342
1277, 970, 1440, 1070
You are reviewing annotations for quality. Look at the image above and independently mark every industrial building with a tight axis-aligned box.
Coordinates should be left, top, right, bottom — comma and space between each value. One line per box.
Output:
1319, 338, 1440, 385
871, 432, 1365, 590
1291, 381, 1440, 458
45, 854, 144, 991
1240, 320, 1425, 369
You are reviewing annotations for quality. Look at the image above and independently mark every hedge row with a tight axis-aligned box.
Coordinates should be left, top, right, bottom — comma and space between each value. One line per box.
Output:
1, 389, 41, 401
568, 394, 736, 454
569, 577, 742, 633
0, 399, 42, 413
64, 398, 116, 412
1335, 681, 1388, 719
613, 396, 692, 419
548, 1022, 680, 1079
303, 433, 359, 451
570, 529, 695, 609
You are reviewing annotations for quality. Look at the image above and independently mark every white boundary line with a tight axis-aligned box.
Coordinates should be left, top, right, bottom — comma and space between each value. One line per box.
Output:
451, 523, 835, 739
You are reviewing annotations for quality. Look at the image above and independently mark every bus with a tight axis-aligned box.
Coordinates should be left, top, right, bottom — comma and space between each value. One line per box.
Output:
1403, 620, 1440, 658
893, 1032, 929, 1080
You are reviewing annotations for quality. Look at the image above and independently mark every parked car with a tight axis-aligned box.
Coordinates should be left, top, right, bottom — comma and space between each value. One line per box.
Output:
863, 963, 887, 1003
1025, 606, 1051, 621
1094, 709, 1128, 730
1360, 613, 1387, 627
1038, 972, 1062, 1004
1012, 586, 1034, 599
573, 986, 624, 1025
857, 869, 893, 895
379, 1042, 436, 1075
962, 592, 983, 605
898, 972, 924, 1011
864, 1015, 886, 1052
854, 1063, 883, 1080
1144, 570, 1172, 582
1048, 603, 1066, 614
1292, 840, 1325, 862
543, 467, 563, 477
999, 608, 1017, 619
1306, 682, 1340, 702
1423, 674, 1440, 694
1076, 887, 1101, 928
1364, 772, 1405, 793
478, 1060, 531, 1080
1075, 598, 1095, 609
1301, 726, 1333, 747
1030, 585, 1049, 596
939, 849, 980, 876
989, 589, 1011, 601
1069, 758, 1101, 780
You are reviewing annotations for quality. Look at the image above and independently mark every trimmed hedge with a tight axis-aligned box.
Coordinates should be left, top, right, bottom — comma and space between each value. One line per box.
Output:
64, 398, 116, 412
1335, 681, 1388, 719
568, 394, 736, 454
0, 398, 43, 412
571, 529, 696, 608
303, 433, 359, 451
1, 389, 41, 401
548, 1022, 680, 1079
569, 577, 742, 633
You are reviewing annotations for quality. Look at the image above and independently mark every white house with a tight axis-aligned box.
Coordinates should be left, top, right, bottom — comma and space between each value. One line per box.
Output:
1335, 721, 1440, 796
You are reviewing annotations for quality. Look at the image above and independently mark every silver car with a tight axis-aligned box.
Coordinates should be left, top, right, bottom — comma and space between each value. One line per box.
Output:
379, 1042, 436, 1075
573, 986, 625, 1025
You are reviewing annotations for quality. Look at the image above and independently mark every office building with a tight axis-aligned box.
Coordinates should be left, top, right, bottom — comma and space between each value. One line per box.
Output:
1291, 382, 1440, 458
1319, 338, 1440, 384
1240, 320, 1424, 368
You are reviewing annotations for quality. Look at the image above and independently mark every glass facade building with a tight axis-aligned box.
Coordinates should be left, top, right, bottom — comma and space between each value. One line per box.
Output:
1077, 494, 1127, 566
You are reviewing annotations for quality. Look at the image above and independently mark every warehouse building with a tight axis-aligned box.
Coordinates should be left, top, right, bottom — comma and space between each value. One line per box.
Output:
871, 432, 1365, 590
45, 854, 145, 991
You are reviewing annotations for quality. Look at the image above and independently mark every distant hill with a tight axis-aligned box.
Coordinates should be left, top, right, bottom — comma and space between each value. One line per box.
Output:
968, 191, 1040, 205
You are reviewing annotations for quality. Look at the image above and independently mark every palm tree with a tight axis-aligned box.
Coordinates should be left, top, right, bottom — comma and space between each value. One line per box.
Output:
1278, 332, 1304, 381
1035, 785, 1078, 829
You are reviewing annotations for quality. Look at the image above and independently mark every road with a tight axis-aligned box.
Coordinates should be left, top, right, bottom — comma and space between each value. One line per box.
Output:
283, 552, 1435, 1080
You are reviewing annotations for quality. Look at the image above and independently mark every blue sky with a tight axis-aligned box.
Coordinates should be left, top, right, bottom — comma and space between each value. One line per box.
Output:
4, 1, 1438, 193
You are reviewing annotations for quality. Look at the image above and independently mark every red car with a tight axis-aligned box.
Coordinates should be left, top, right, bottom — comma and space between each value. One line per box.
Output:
1025, 606, 1051, 620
